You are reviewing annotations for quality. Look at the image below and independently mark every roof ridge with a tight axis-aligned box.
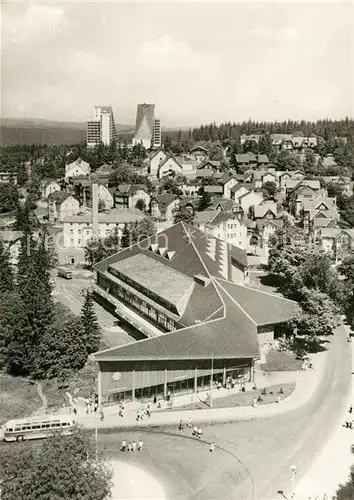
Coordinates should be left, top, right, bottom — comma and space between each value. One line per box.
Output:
93, 315, 226, 358
215, 281, 258, 326
181, 222, 226, 318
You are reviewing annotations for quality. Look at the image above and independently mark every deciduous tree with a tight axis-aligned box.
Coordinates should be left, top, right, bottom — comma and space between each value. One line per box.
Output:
0, 430, 113, 500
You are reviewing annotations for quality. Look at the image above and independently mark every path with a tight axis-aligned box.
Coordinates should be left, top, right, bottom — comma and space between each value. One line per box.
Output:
34, 381, 47, 413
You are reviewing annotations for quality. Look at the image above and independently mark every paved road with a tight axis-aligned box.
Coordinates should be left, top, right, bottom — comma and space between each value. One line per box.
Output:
93, 325, 351, 500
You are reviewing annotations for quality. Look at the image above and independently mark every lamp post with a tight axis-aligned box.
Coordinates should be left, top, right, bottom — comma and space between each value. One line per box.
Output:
210, 354, 214, 408
290, 465, 296, 499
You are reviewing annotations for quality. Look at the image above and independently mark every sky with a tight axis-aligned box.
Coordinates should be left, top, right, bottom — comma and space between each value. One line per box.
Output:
2, 1, 354, 127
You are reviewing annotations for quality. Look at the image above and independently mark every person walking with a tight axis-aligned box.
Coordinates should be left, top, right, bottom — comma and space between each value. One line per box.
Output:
138, 440, 143, 451
100, 409, 104, 421
209, 442, 215, 452
121, 440, 127, 452
197, 427, 202, 439
178, 420, 184, 432
153, 395, 157, 404
132, 441, 137, 452
188, 416, 192, 428
192, 425, 198, 437
253, 397, 257, 408
349, 404, 353, 414
277, 395, 280, 404
127, 443, 131, 452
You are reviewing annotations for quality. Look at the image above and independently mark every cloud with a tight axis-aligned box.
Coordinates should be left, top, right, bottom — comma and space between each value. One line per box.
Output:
249, 25, 300, 41
3, 4, 67, 44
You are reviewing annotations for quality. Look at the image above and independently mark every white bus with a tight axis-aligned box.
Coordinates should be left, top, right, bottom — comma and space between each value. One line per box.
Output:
2, 414, 76, 442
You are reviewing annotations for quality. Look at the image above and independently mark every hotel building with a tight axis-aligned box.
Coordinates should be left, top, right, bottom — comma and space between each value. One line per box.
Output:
86, 106, 117, 147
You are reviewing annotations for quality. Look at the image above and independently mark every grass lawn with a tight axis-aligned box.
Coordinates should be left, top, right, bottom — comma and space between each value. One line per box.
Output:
261, 349, 304, 372
154, 383, 295, 412
0, 375, 42, 423
42, 361, 98, 409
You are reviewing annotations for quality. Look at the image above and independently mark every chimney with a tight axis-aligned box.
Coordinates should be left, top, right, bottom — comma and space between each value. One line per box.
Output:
91, 174, 99, 238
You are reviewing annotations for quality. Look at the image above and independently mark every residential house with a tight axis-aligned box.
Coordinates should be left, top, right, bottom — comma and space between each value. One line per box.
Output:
157, 155, 183, 179
197, 160, 220, 172
113, 184, 150, 210
278, 171, 305, 191
215, 172, 239, 199
302, 195, 339, 231
149, 148, 168, 177
150, 194, 180, 222
40, 179, 61, 199
61, 208, 145, 265
97, 184, 114, 210
238, 191, 264, 215
193, 209, 249, 253
230, 184, 251, 203
204, 185, 224, 196
235, 152, 258, 169
256, 219, 284, 246
258, 155, 270, 168
271, 134, 293, 150
95, 164, 114, 186
179, 182, 200, 197
253, 171, 277, 190
316, 228, 354, 261
190, 145, 209, 161
196, 169, 215, 180
65, 158, 90, 180
48, 192, 80, 223
322, 155, 337, 170
254, 201, 278, 220
208, 197, 242, 213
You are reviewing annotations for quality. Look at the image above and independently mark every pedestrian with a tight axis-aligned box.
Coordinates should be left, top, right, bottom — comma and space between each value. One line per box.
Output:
100, 409, 104, 421
349, 404, 353, 414
121, 440, 127, 452
118, 407, 123, 418
253, 397, 257, 408
73, 407, 77, 416
279, 387, 284, 395
167, 390, 171, 402
132, 441, 137, 452
94, 401, 98, 413
127, 443, 131, 452
188, 416, 192, 428
197, 427, 202, 439
157, 401, 161, 409
178, 420, 184, 432
345, 416, 350, 428
121, 401, 126, 410
138, 439, 143, 451
209, 442, 215, 452
146, 408, 151, 418
85, 398, 90, 414
277, 395, 280, 404
153, 395, 157, 404
192, 425, 198, 436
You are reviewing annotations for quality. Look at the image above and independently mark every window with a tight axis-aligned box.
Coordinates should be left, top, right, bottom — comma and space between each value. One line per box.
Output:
31, 424, 41, 429
78, 239, 81, 245
51, 422, 61, 428
70, 239, 74, 245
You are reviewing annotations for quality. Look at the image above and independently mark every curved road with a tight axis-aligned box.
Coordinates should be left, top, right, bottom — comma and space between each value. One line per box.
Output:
96, 325, 351, 500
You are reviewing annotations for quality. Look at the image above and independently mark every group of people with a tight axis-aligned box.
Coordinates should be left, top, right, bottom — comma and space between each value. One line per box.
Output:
136, 404, 151, 421
85, 395, 98, 414
120, 439, 144, 452
345, 404, 353, 429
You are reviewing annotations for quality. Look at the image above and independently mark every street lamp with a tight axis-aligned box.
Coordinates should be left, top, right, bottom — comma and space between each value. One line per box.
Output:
290, 465, 296, 499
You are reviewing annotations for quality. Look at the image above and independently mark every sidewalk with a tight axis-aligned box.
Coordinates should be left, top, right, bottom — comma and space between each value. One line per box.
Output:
293, 340, 354, 499
76, 347, 328, 430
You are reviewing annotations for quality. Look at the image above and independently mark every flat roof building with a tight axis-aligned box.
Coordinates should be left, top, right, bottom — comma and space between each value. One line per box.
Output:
93, 222, 299, 404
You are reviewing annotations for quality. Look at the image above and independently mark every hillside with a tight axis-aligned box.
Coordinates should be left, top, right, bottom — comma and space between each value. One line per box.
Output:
0, 118, 135, 147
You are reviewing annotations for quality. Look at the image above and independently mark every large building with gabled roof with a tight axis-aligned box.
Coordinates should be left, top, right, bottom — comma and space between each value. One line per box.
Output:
93, 222, 299, 403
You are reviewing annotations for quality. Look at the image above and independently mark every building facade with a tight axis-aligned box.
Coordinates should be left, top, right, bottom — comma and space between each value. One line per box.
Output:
86, 106, 117, 147
92, 222, 299, 404
132, 103, 155, 149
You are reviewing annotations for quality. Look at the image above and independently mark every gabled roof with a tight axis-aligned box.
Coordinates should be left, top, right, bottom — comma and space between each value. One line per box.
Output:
258, 154, 269, 164
230, 184, 249, 194
158, 154, 183, 170
65, 158, 90, 176
256, 218, 284, 231
191, 145, 209, 153
150, 147, 166, 160
254, 202, 278, 219
48, 191, 77, 205
194, 210, 219, 226
116, 184, 148, 196
92, 222, 300, 363
217, 280, 299, 326
151, 194, 179, 213
40, 179, 59, 189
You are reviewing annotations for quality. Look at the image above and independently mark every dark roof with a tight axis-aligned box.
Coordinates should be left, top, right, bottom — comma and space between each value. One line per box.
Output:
116, 184, 148, 196
94, 286, 259, 362
218, 280, 299, 326
229, 245, 248, 268
151, 194, 179, 213
48, 191, 76, 205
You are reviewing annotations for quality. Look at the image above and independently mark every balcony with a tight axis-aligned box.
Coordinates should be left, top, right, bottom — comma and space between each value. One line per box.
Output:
92, 284, 162, 338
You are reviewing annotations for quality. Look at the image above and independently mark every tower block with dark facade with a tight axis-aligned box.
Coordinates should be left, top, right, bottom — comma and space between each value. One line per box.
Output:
93, 223, 299, 404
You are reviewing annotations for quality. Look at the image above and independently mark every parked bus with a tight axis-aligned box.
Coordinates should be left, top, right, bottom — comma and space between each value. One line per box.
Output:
2, 414, 76, 442
57, 267, 73, 279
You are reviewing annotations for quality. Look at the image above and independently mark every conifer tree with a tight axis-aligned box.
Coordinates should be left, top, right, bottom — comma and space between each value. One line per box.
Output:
0, 238, 14, 294
81, 291, 101, 354
121, 223, 131, 248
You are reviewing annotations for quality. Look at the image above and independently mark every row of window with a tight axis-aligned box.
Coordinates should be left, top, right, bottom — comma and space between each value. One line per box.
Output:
8, 421, 71, 432
109, 281, 175, 331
